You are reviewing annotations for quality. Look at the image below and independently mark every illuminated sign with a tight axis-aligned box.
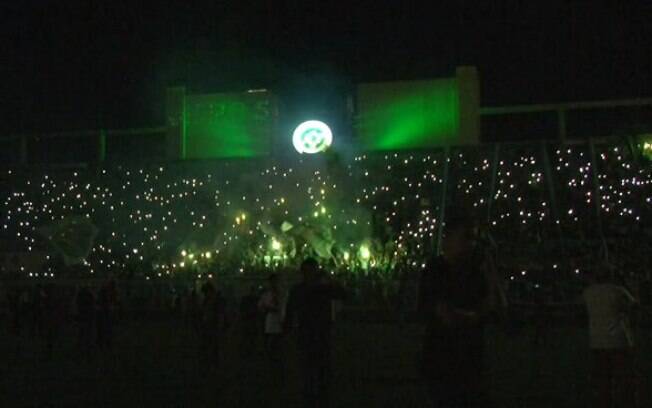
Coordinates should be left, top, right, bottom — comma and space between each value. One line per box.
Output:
356, 79, 460, 150
185, 91, 275, 159
292, 120, 332, 154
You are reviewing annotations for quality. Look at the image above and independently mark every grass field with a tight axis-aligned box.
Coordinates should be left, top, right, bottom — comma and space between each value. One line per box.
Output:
1, 317, 650, 407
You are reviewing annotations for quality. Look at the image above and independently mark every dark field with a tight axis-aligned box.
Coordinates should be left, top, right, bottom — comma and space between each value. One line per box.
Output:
1, 317, 651, 408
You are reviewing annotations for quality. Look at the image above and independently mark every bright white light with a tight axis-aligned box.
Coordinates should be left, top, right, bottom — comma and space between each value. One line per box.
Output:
292, 120, 332, 154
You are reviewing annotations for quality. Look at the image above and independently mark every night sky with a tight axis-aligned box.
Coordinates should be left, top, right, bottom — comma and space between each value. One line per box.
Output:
1, 1, 651, 133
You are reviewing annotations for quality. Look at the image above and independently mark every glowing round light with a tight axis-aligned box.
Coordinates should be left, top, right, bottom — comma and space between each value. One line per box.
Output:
271, 239, 282, 251
359, 245, 371, 260
292, 120, 332, 154
643, 139, 652, 160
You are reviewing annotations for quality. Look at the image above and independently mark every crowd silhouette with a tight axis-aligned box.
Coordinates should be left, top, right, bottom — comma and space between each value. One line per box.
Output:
1, 218, 647, 408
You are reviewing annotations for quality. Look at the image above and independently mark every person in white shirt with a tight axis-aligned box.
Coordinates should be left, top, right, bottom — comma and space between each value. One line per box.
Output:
582, 266, 639, 408
258, 273, 285, 378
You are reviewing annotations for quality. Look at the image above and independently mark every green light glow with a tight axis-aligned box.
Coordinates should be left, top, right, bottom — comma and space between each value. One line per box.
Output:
643, 140, 652, 160
271, 239, 282, 251
359, 245, 371, 260
356, 79, 460, 150
185, 92, 274, 159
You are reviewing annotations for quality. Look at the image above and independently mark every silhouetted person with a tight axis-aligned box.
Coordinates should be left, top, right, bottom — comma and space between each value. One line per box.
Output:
30, 284, 45, 338
420, 216, 497, 408
531, 285, 550, 347
259, 273, 285, 376
239, 284, 260, 356
96, 279, 117, 352
9, 288, 26, 336
76, 285, 95, 361
201, 281, 227, 369
583, 266, 639, 408
9, 287, 29, 354
284, 258, 347, 408
42, 284, 65, 360
169, 287, 178, 314
187, 287, 202, 336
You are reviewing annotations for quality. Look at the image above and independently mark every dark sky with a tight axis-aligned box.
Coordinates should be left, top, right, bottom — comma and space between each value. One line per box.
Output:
1, 1, 651, 132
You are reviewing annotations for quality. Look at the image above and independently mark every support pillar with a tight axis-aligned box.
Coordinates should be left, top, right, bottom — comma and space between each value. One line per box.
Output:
166, 86, 186, 160
436, 146, 451, 256
456, 66, 481, 145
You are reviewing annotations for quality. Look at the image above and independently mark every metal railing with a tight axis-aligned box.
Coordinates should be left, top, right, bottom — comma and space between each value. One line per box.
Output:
0, 126, 167, 166
480, 97, 652, 142
1, 97, 651, 166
